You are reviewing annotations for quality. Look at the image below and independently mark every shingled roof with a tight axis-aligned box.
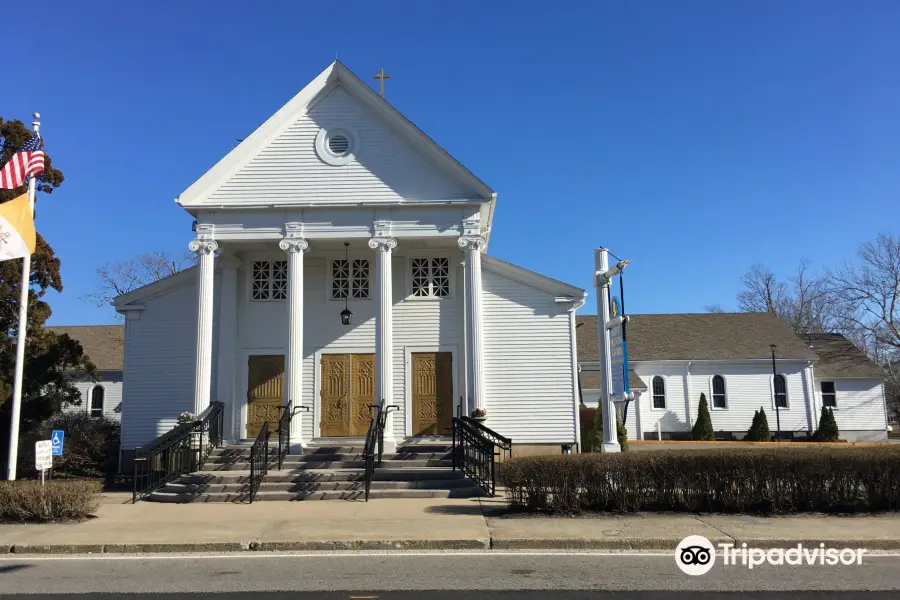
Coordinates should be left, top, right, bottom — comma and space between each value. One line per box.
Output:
804, 333, 886, 379
47, 325, 125, 371
580, 369, 647, 391
576, 312, 817, 362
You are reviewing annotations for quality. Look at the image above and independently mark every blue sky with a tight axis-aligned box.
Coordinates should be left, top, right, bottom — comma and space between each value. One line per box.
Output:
7, 0, 899, 324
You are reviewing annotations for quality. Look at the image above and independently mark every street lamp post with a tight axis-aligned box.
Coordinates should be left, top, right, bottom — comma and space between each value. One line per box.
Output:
770, 344, 782, 441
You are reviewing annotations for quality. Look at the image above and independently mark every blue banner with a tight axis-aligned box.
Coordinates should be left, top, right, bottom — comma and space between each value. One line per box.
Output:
609, 295, 630, 398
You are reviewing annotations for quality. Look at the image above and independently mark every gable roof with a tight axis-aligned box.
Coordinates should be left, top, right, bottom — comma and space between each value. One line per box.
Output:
576, 312, 817, 362
47, 325, 125, 371
482, 255, 585, 300
804, 333, 886, 379
177, 60, 494, 210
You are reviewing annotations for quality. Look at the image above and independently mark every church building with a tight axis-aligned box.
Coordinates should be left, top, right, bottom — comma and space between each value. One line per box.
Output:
115, 61, 586, 465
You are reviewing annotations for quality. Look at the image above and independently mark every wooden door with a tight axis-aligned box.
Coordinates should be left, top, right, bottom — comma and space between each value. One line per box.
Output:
246, 355, 285, 438
350, 354, 376, 436
411, 352, 453, 435
320, 354, 351, 437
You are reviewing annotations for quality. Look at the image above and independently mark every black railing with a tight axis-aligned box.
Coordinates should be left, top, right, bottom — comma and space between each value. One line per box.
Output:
132, 401, 225, 503
363, 404, 383, 501
277, 403, 291, 470
452, 416, 512, 496
248, 423, 270, 503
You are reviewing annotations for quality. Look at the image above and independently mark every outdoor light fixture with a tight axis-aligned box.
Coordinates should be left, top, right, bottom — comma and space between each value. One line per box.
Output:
340, 242, 353, 326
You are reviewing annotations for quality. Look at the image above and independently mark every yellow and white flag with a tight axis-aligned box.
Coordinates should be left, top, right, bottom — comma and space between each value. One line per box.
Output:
0, 193, 36, 262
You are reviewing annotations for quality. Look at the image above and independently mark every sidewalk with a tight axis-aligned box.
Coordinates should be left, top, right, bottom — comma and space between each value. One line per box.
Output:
3, 493, 900, 554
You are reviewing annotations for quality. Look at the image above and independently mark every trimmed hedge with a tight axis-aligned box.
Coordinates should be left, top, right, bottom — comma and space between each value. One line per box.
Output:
19, 412, 120, 479
500, 446, 900, 514
579, 405, 597, 452
0, 479, 101, 522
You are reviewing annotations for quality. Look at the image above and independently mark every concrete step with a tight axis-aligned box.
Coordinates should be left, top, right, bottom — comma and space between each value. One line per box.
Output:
148, 487, 486, 503
161, 477, 476, 494
203, 458, 453, 471
181, 468, 465, 484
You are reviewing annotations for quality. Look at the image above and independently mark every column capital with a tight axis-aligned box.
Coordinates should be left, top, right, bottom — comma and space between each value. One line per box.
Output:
189, 239, 218, 255
368, 236, 398, 252
279, 238, 310, 253
457, 235, 486, 252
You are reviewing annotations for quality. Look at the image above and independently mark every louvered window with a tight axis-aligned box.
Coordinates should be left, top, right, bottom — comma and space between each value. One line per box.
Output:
252, 260, 288, 301
411, 257, 451, 298
332, 259, 369, 300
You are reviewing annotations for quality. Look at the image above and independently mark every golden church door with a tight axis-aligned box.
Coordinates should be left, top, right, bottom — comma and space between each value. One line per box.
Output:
320, 354, 376, 437
246, 355, 285, 438
411, 352, 453, 436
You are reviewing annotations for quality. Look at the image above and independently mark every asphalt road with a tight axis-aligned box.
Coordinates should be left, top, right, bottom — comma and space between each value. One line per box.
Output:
1, 551, 899, 597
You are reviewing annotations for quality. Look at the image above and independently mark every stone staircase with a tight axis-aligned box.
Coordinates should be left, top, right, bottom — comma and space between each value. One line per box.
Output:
148, 438, 485, 502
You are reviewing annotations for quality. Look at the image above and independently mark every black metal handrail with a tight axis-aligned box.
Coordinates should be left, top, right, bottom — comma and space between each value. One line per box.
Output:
132, 401, 225, 503
248, 423, 270, 503
362, 404, 383, 502
452, 416, 513, 496
276, 402, 311, 470
277, 402, 291, 470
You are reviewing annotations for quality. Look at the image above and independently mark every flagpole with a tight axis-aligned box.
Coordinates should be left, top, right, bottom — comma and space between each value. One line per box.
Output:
6, 113, 40, 481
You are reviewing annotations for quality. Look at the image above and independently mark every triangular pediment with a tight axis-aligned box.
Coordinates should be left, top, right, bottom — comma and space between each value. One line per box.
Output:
178, 61, 493, 209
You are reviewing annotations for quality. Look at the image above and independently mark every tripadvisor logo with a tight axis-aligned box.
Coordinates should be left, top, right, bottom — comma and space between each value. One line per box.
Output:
675, 536, 868, 575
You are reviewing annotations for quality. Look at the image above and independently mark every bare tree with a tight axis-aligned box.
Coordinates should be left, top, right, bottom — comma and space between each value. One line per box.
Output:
704, 303, 727, 313
84, 250, 196, 315
734, 261, 834, 334
828, 232, 900, 409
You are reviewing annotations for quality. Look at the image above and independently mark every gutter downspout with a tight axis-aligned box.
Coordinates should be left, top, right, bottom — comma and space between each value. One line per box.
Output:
685, 361, 693, 432
569, 297, 586, 451
806, 361, 817, 434
882, 381, 890, 438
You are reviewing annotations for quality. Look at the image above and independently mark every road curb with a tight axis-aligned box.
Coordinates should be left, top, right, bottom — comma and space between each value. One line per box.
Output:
5, 537, 900, 555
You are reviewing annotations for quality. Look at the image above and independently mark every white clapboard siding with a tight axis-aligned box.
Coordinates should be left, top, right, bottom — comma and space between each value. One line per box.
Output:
630, 361, 813, 436
632, 364, 691, 434
64, 374, 123, 421
687, 362, 813, 434
209, 86, 472, 205
120, 282, 198, 450
818, 379, 887, 435
482, 269, 576, 445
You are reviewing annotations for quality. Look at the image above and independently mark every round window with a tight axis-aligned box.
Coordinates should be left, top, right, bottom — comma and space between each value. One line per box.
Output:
315, 126, 358, 166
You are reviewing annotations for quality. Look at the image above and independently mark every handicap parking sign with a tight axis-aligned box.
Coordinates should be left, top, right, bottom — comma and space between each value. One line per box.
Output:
51, 430, 64, 456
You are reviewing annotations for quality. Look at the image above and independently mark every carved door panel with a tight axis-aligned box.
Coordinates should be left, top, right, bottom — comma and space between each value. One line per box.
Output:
320, 354, 351, 437
350, 354, 376, 436
246, 355, 285, 438
411, 352, 453, 436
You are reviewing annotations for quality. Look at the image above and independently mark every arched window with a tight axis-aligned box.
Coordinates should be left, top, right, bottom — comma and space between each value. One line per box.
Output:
712, 375, 727, 409
773, 374, 788, 408
90, 385, 105, 418
652, 376, 666, 409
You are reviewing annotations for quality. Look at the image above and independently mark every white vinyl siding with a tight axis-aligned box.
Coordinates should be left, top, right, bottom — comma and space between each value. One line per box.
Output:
628, 361, 814, 437
823, 379, 887, 436
120, 282, 199, 449
208, 86, 472, 205
64, 373, 123, 421
482, 268, 576, 445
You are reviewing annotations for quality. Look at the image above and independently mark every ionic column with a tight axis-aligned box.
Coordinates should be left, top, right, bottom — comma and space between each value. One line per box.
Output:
279, 238, 309, 452
458, 235, 486, 415
189, 239, 218, 416
368, 236, 397, 451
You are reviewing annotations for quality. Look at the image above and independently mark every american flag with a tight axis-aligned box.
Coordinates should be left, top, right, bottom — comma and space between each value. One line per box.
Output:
0, 134, 45, 189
